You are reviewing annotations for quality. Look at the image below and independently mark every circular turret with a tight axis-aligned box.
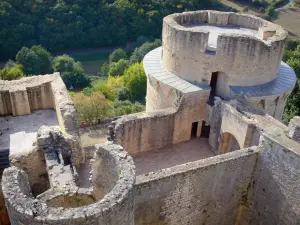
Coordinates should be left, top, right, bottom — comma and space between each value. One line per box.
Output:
162, 11, 287, 89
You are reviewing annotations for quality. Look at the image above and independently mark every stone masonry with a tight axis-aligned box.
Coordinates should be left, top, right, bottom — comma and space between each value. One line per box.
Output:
2, 10, 300, 225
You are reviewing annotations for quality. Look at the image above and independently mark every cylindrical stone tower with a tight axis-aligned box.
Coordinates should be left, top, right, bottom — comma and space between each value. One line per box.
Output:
143, 10, 296, 119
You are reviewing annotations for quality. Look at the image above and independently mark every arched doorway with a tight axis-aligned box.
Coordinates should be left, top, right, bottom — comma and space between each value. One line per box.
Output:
219, 132, 240, 154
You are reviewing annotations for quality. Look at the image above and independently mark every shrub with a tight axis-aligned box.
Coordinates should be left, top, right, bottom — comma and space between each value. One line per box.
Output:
129, 39, 161, 64
0, 64, 25, 80
116, 87, 131, 101
243, 6, 249, 12
72, 92, 112, 124
108, 59, 129, 76
123, 62, 147, 101
93, 79, 115, 100
109, 48, 127, 64
113, 100, 145, 116
53, 54, 90, 88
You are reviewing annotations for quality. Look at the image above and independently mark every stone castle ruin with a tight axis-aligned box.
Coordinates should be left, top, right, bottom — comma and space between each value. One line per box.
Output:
1, 10, 300, 225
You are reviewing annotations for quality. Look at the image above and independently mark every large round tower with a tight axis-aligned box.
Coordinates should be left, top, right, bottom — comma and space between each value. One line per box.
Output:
144, 11, 296, 119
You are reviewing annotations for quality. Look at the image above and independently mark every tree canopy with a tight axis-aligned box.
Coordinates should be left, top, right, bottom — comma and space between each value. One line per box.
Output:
123, 62, 147, 101
283, 41, 300, 124
16, 45, 53, 75
0, 0, 220, 61
53, 54, 90, 88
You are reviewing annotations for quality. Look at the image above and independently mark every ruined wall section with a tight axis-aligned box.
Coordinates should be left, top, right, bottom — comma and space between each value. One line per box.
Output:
162, 11, 287, 86
134, 148, 258, 225
2, 143, 136, 225
0, 75, 55, 116
50, 74, 78, 136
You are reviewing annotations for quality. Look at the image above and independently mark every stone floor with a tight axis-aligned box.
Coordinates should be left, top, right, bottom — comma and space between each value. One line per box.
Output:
0, 110, 59, 155
183, 24, 260, 48
133, 138, 215, 175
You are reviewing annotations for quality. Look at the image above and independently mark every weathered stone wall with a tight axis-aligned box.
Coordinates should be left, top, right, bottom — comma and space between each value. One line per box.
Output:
9, 146, 49, 197
134, 148, 258, 225
115, 88, 210, 155
145, 76, 180, 112
250, 134, 300, 224
0, 183, 10, 225
2, 143, 136, 225
115, 109, 177, 156
0, 75, 55, 116
162, 11, 287, 87
0, 91, 12, 115
50, 74, 78, 136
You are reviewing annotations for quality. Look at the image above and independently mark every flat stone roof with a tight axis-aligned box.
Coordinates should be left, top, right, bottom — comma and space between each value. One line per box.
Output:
183, 24, 260, 49
0, 110, 59, 155
230, 61, 296, 97
144, 47, 296, 98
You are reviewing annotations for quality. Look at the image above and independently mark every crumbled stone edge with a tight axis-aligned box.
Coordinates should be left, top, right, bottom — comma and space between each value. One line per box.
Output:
50, 73, 78, 136
1, 143, 136, 223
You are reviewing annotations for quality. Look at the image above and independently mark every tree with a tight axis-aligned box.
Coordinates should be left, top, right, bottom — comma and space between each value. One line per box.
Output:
130, 39, 162, 64
283, 43, 300, 124
123, 62, 147, 101
109, 48, 127, 64
0, 64, 25, 80
16, 45, 53, 75
100, 62, 109, 76
53, 54, 90, 88
72, 92, 112, 124
109, 59, 129, 76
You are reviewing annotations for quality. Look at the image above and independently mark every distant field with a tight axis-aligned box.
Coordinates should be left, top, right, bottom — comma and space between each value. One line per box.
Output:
274, 7, 300, 38
71, 51, 111, 76
220, 0, 300, 38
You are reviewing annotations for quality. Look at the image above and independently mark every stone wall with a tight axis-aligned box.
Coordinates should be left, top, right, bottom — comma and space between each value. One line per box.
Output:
2, 143, 136, 225
162, 11, 287, 87
0, 75, 55, 116
50, 74, 78, 135
134, 148, 258, 225
250, 134, 300, 224
115, 89, 210, 155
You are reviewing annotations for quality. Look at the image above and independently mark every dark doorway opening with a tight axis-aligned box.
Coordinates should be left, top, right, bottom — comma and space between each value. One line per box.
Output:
191, 121, 198, 139
200, 121, 210, 138
208, 72, 219, 104
210, 72, 218, 95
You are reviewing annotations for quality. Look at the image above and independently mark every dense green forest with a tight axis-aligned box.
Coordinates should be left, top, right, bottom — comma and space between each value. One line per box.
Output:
0, 0, 220, 61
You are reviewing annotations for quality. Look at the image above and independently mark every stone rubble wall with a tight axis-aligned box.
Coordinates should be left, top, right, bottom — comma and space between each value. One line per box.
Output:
1, 143, 136, 225
134, 147, 258, 225
162, 10, 287, 86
